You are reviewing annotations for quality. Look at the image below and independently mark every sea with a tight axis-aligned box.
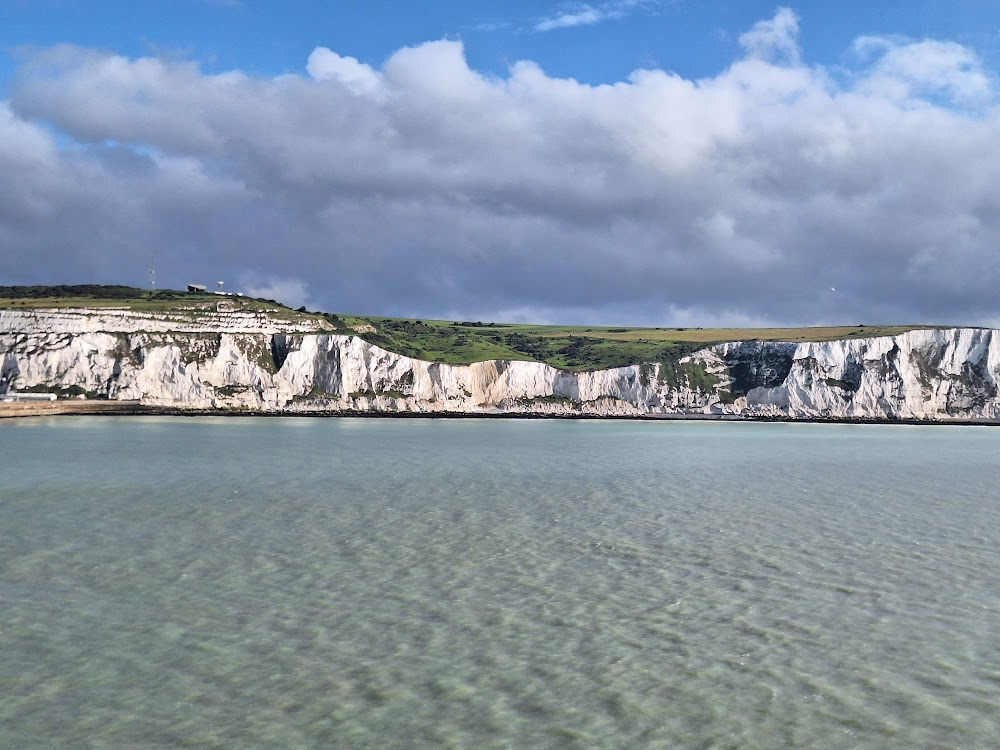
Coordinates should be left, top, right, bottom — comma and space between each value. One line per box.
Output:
1, 416, 998, 749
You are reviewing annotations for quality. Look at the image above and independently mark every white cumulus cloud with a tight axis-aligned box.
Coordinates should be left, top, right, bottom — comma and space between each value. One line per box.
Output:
306, 48, 383, 97
2, 9, 1000, 327
738, 6, 801, 64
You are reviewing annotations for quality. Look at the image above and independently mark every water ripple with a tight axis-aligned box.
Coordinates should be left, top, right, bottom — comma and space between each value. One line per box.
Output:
1, 417, 998, 748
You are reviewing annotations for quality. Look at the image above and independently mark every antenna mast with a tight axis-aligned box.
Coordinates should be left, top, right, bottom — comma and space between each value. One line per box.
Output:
148, 255, 157, 291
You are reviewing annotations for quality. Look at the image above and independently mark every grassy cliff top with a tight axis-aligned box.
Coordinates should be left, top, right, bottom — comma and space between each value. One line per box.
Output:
0, 285, 315, 320
334, 317, 937, 371
1, 285, 940, 371
0, 284, 345, 333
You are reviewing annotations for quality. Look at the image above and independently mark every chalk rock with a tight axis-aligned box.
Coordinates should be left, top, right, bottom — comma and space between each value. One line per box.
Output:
3, 309, 999, 421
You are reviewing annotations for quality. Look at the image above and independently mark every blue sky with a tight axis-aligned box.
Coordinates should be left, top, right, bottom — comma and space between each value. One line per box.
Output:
4, 1, 998, 84
2, 1, 1000, 326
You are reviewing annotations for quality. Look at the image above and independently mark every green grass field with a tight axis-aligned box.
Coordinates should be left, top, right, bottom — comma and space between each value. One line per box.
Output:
2, 285, 940, 372
334, 316, 933, 371
0, 285, 326, 324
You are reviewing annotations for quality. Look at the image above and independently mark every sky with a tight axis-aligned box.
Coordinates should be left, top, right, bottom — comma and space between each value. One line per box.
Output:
2, 1, 1000, 327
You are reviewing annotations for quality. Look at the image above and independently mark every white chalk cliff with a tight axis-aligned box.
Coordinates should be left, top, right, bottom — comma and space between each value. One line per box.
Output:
3, 308, 999, 421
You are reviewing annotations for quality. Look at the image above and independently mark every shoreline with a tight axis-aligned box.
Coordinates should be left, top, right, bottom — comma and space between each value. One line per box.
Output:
3, 400, 999, 427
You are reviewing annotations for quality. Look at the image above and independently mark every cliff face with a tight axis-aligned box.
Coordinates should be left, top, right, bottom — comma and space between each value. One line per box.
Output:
3, 309, 999, 421
712, 329, 1000, 419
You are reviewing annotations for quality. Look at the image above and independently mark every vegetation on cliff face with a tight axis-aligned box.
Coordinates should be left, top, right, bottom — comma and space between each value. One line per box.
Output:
0, 285, 330, 326
2, 285, 939, 373
0, 285, 235, 307
343, 317, 713, 371
1, 284, 152, 300
323, 316, 937, 373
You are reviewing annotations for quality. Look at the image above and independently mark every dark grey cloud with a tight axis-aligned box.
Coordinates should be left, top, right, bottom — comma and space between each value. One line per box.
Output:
2, 10, 1000, 327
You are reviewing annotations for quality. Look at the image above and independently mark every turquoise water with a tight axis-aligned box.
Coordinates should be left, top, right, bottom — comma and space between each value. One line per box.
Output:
1, 417, 998, 749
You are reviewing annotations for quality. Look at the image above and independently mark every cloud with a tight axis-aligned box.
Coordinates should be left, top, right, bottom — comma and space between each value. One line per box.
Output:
535, 8, 606, 32
2, 10, 1000, 328
738, 6, 801, 64
534, 1, 650, 32
306, 48, 383, 97
852, 36, 993, 106
240, 277, 311, 310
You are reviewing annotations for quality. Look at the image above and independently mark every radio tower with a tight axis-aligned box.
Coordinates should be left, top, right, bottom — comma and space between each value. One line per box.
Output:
148, 255, 157, 291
